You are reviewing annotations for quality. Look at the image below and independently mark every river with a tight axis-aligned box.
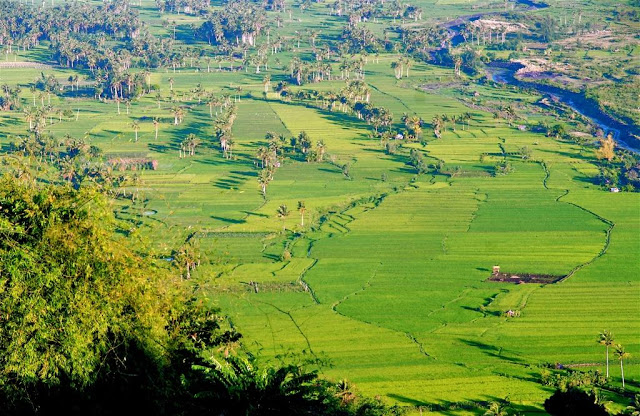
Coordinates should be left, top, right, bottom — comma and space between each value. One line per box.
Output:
486, 62, 640, 151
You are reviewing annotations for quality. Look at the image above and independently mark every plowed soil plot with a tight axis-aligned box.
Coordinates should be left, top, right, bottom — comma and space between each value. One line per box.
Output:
487, 272, 564, 284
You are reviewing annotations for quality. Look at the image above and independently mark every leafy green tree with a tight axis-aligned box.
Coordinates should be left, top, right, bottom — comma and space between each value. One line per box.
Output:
0, 175, 172, 398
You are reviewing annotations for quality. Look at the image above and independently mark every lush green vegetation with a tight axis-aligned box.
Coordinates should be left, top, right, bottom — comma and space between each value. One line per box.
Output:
0, 0, 638, 414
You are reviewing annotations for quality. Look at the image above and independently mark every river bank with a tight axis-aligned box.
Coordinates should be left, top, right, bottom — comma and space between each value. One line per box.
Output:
486, 61, 640, 152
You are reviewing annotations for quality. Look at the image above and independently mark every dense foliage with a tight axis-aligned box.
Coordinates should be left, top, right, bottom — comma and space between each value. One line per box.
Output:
0, 171, 402, 415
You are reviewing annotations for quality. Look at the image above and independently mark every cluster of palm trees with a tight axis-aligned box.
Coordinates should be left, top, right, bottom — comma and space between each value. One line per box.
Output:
156, 0, 210, 15
431, 113, 473, 138
400, 26, 449, 54
598, 330, 631, 389
23, 105, 74, 135
391, 57, 413, 79
255, 131, 329, 197
179, 133, 201, 158
10, 132, 143, 198
272, 81, 393, 133
274, 201, 307, 230
0, 84, 21, 111
401, 113, 423, 140
215, 105, 238, 159
329, 0, 422, 27
494, 105, 518, 127
196, 1, 266, 48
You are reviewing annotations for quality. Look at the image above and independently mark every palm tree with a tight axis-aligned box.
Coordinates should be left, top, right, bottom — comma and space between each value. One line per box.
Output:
297, 201, 306, 226
335, 379, 356, 405
206, 94, 219, 118
614, 344, 630, 389
598, 330, 615, 378
316, 140, 326, 161
404, 115, 422, 140
404, 57, 412, 77
262, 74, 271, 94
484, 401, 508, 416
131, 120, 140, 142
258, 169, 271, 197
153, 117, 160, 140
24, 107, 35, 131
171, 106, 184, 125
256, 146, 270, 168
276, 204, 290, 230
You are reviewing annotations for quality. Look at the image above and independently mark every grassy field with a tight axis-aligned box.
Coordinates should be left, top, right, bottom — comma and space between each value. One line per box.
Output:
0, 0, 639, 413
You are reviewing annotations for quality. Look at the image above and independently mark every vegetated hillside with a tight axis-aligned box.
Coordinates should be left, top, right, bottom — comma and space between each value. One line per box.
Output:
0, 0, 638, 414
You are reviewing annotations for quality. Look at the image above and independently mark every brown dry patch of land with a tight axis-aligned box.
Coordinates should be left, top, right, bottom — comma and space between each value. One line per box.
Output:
487, 272, 564, 284
556, 30, 636, 49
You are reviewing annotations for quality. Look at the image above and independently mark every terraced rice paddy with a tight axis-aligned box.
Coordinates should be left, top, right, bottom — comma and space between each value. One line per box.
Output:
0, 9, 638, 410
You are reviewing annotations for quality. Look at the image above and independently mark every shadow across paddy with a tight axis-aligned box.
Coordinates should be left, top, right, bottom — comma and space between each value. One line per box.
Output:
388, 393, 546, 415
241, 210, 269, 218
211, 215, 246, 225
460, 339, 526, 364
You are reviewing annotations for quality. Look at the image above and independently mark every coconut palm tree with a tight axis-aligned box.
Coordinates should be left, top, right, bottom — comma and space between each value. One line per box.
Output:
297, 201, 306, 226
131, 120, 140, 142
153, 117, 160, 140
171, 106, 184, 125
258, 169, 271, 197
24, 107, 35, 131
484, 401, 508, 416
262, 74, 271, 94
276, 204, 290, 230
335, 379, 356, 405
598, 330, 615, 378
316, 140, 326, 161
390, 61, 402, 79
403, 56, 412, 77
256, 146, 270, 168
614, 344, 630, 389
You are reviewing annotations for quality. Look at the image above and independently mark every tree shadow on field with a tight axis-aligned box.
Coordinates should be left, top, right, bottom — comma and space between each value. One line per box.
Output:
241, 210, 269, 218
148, 143, 172, 153
164, 121, 211, 150
214, 176, 245, 190
269, 99, 365, 131
318, 167, 341, 174
572, 174, 599, 186
536, 147, 587, 161
230, 170, 256, 177
461, 306, 502, 317
211, 215, 246, 225
482, 395, 548, 415
386, 394, 429, 407
387, 394, 481, 415
459, 339, 525, 364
